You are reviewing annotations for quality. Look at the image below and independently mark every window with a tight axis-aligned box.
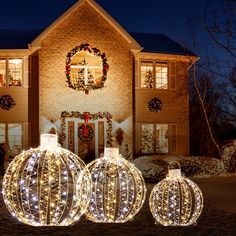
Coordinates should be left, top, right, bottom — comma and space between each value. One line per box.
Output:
70, 51, 102, 88
140, 61, 168, 89
141, 124, 169, 154
0, 123, 22, 157
0, 58, 23, 87
156, 62, 168, 89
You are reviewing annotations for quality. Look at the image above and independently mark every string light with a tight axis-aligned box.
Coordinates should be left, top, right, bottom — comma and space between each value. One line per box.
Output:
2, 134, 91, 226
149, 162, 203, 226
85, 148, 146, 223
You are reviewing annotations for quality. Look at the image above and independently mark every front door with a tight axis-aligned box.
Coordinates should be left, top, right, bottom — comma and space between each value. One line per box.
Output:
66, 119, 105, 162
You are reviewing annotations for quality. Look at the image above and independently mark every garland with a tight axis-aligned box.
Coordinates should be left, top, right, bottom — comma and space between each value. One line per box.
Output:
0, 95, 16, 110
59, 111, 113, 147
78, 125, 94, 143
65, 43, 109, 94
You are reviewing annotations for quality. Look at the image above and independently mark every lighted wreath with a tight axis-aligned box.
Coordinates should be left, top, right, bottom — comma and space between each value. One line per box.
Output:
148, 97, 162, 112
0, 95, 16, 110
78, 125, 94, 143
66, 43, 109, 94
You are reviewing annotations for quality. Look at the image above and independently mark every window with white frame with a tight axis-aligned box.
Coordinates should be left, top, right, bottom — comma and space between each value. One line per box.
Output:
0, 123, 22, 156
0, 58, 23, 87
141, 123, 169, 154
140, 61, 168, 89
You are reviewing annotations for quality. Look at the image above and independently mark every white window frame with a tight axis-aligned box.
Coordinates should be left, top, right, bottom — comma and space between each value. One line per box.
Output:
140, 60, 169, 90
0, 57, 24, 87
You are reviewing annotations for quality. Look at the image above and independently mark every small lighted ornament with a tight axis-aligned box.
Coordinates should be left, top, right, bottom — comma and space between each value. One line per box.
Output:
85, 148, 146, 223
149, 162, 203, 226
2, 134, 91, 226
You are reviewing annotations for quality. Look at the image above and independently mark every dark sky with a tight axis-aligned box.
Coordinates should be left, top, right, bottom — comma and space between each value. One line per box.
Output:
0, 0, 226, 61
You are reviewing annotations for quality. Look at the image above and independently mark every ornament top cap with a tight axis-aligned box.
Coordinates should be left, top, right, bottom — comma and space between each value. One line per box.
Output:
168, 161, 182, 178
104, 147, 119, 159
40, 134, 58, 149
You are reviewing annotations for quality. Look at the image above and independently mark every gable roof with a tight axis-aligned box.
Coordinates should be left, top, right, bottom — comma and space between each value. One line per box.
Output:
130, 32, 195, 56
30, 0, 141, 50
0, 30, 42, 49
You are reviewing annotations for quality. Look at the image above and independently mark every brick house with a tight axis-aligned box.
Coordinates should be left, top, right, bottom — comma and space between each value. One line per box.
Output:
0, 0, 197, 161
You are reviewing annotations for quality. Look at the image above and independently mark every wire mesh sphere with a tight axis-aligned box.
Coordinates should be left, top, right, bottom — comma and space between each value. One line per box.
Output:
2, 134, 91, 226
85, 148, 146, 223
149, 162, 203, 226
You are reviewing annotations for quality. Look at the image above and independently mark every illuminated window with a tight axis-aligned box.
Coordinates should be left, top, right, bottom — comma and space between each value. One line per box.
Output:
141, 61, 154, 88
141, 124, 169, 154
0, 123, 22, 157
156, 62, 168, 89
140, 61, 168, 89
0, 59, 6, 87
0, 58, 23, 87
70, 51, 103, 88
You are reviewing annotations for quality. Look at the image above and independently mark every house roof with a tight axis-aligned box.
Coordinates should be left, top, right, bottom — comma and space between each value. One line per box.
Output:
130, 32, 195, 56
0, 30, 196, 56
0, 30, 43, 49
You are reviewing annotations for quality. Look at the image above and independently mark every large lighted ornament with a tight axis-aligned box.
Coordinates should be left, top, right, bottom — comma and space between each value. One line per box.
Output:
149, 162, 203, 226
85, 148, 146, 223
2, 134, 91, 226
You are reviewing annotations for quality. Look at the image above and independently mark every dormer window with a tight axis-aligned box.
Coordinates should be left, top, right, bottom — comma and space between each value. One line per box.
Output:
0, 58, 23, 87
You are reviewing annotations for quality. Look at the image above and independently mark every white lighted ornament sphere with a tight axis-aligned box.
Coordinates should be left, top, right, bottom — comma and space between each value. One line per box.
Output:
2, 134, 91, 226
85, 148, 146, 223
149, 162, 203, 226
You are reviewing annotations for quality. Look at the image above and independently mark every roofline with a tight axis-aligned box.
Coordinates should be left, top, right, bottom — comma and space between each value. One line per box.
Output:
30, 0, 141, 50
0, 49, 30, 53
134, 51, 199, 61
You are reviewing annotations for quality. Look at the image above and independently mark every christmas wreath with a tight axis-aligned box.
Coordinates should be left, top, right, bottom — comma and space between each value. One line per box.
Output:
0, 95, 16, 110
66, 43, 109, 94
148, 97, 162, 112
78, 125, 94, 143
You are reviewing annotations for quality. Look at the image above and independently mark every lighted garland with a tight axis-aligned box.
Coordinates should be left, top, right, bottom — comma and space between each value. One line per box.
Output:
2, 134, 91, 226
66, 43, 109, 94
59, 111, 113, 147
85, 148, 146, 223
78, 124, 94, 143
149, 162, 203, 226
0, 95, 16, 110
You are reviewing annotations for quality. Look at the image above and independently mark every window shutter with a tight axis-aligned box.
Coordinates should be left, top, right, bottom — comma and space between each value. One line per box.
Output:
134, 59, 139, 89
23, 56, 29, 88
169, 124, 177, 153
135, 123, 141, 154
169, 61, 176, 90
23, 122, 30, 149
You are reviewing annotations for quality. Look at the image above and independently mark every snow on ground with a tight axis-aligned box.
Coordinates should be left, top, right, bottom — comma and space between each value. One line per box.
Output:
0, 175, 236, 236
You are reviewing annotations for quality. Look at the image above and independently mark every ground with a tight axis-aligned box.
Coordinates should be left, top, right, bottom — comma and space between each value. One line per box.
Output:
0, 175, 236, 236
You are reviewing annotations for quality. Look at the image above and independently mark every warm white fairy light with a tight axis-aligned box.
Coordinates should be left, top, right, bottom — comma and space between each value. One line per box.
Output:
149, 162, 203, 226
2, 134, 91, 226
85, 148, 146, 223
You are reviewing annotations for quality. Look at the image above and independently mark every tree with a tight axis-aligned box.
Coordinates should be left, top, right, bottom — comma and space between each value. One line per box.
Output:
143, 70, 154, 88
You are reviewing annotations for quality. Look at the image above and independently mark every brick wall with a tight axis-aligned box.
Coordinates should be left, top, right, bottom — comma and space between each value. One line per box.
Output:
39, 2, 133, 153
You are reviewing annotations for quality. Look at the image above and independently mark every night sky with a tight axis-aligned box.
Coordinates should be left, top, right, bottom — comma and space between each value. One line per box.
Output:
0, 0, 224, 60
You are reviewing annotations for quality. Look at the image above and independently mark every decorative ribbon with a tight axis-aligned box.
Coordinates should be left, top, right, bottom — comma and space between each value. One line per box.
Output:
83, 112, 90, 137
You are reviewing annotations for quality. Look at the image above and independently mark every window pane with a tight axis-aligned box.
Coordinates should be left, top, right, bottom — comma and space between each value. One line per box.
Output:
0, 59, 6, 87
8, 124, 22, 156
8, 58, 23, 86
156, 62, 168, 89
70, 51, 103, 88
141, 61, 154, 88
156, 124, 169, 153
141, 124, 154, 154
0, 124, 5, 144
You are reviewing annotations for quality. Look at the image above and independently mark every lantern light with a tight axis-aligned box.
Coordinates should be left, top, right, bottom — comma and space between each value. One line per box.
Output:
149, 161, 203, 226
2, 134, 91, 226
85, 148, 146, 223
